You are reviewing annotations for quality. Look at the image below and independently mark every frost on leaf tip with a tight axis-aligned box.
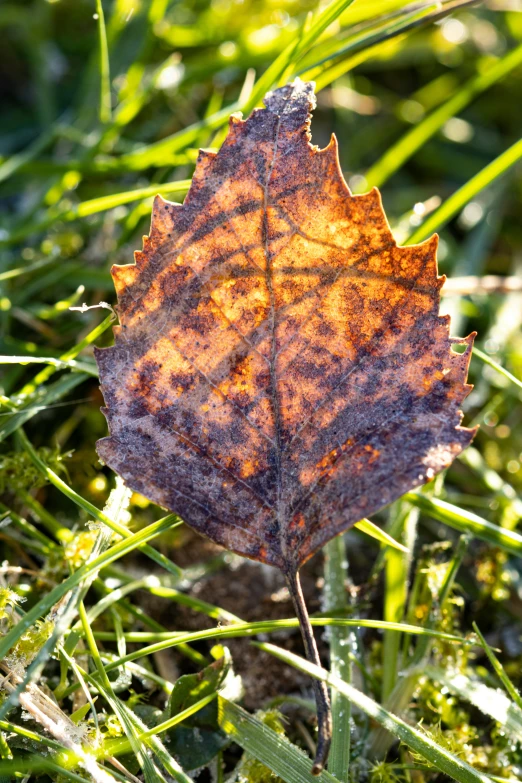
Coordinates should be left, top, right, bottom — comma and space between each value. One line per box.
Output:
95, 79, 476, 573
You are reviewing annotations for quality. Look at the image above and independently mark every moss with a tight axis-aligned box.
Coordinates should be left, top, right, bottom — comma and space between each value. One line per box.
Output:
237, 710, 286, 783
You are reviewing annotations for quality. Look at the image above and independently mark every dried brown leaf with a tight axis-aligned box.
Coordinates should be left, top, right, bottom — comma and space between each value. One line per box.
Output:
94, 79, 476, 772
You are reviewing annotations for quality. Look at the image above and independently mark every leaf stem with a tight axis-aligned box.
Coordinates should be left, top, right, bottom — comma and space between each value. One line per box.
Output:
285, 569, 332, 775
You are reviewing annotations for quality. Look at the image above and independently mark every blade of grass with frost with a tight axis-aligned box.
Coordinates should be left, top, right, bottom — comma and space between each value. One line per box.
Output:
407, 137, 522, 244
405, 491, 522, 556
46, 616, 462, 708
0, 718, 67, 755
363, 43, 522, 190
60, 621, 472, 698
16, 427, 183, 578
382, 501, 418, 701
472, 347, 522, 391
115, 656, 174, 696
472, 623, 522, 711
424, 664, 522, 742
110, 607, 126, 668
0, 355, 97, 374
90, 620, 471, 647
257, 644, 492, 783
323, 536, 353, 781
0, 483, 129, 722
60, 639, 100, 732
87, 674, 192, 782
77, 603, 175, 783
218, 698, 341, 783
61, 662, 167, 783
0, 587, 89, 722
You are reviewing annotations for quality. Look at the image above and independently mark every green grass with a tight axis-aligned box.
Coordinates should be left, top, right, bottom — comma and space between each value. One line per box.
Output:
1, 0, 522, 781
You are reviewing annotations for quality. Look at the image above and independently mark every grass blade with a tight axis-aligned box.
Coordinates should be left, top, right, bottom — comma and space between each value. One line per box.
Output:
472, 623, 522, 711
70, 180, 191, 218
103, 693, 218, 758
0, 758, 96, 782
382, 502, 418, 701
363, 43, 522, 189
323, 536, 353, 781
16, 427, 184, 578
91, 619, 474, 647
405, 491, 522, 557
0, 511, 183, 662
258, 643, 492, 783
20, 313, 114, 395
308, 0, 476, 90
84, 618, 472, 690
0, 372, 89, 441
0, 355, 97, 375
354, 518, 409, 552
218, 698, 341, 783
95, 0, 111, 124
473, 347, 522, 391
407, 137, 522, 244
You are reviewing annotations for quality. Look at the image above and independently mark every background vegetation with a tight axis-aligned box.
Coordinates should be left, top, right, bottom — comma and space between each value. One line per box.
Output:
1, 0, 522, 781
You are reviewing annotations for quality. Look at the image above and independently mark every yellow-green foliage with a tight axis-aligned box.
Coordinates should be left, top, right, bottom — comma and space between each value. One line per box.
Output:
370, 760, 407, 783
0, 448, 70, 493
6, 619, 54, 670
63, 530, 99, 569
411, 721, 515, 779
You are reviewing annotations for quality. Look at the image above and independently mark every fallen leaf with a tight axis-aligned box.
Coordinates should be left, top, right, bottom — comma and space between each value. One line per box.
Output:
95, 79, 476, 773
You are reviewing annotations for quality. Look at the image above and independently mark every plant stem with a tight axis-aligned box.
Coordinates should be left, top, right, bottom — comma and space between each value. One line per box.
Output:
285, 568, 332, 775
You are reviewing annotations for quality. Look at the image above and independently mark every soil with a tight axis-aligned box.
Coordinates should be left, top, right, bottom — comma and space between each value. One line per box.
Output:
137, 528, 328, 710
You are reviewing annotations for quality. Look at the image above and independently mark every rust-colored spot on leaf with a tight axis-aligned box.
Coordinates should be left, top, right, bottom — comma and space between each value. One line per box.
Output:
94, 79, 476, 772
